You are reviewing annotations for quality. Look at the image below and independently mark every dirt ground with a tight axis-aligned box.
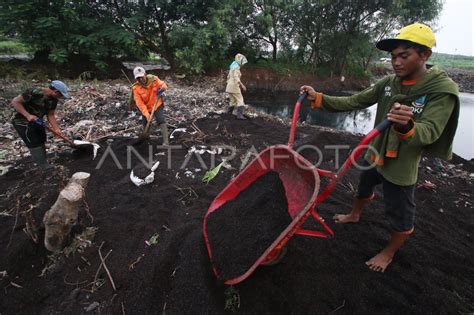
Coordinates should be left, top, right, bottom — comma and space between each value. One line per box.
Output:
0, 110, 473, 313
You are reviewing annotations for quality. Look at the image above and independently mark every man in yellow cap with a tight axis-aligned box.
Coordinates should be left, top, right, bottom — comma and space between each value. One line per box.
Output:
301, 23, 460, 272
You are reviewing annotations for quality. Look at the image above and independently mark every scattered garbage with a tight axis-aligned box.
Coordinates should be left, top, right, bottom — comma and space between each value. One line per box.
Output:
130, 161, 160, 187
184, 170, 195, 178
417, 180, 437, 190
169, 128, 187, 139
72, 140, 100, 159
187, 145, 225, 157
202, 160, 226, 184
145, 233, 160, 246
1, 77, 229, 169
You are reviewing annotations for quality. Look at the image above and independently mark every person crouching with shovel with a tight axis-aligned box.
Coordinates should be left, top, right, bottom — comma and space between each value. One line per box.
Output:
10, 80, 71, 170
130, 66, 169, 145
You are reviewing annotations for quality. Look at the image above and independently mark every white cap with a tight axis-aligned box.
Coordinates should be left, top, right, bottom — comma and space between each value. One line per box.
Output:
133, 66, 146, 79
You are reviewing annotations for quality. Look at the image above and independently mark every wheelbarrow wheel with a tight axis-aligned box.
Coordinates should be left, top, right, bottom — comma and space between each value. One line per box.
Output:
261, 247, 288, 266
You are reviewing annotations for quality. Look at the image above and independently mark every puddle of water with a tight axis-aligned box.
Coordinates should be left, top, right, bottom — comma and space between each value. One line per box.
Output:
247, 91, 474, 160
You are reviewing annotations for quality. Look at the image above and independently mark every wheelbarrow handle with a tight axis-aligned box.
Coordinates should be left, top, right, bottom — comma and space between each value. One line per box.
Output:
335, 118, 392, 174
288, 92, 307, 148
314, 119, 393, 206
375, 119, 392, 133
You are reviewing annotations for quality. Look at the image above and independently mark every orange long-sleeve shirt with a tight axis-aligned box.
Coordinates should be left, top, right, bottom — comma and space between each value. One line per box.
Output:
132, 75, 168, 119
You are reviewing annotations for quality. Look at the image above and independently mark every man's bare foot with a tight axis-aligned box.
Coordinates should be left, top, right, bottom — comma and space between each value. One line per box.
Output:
333, 213, 360, 223
365, 250, 394, 272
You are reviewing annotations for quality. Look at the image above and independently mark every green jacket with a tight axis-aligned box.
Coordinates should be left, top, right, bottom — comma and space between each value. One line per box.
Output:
315, 66, 460, 186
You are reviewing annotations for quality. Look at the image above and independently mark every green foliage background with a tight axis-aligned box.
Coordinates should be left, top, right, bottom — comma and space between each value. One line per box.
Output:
0, 0, 452, 76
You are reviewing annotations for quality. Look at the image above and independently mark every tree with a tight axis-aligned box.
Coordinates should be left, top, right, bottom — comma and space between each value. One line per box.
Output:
234, 0, 293, 61
285, 0, 443, 75
86, 0, 222, 69
0, 0, 444, 76
0, 0, 142, 69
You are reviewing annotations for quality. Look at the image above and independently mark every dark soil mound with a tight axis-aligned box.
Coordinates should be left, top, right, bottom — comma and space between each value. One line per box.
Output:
132, 163, 152, 179
1, 113, 473, 314
206, 171, 291, 280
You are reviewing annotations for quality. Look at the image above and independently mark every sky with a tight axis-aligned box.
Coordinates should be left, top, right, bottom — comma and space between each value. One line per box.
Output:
433, 0, 473, 56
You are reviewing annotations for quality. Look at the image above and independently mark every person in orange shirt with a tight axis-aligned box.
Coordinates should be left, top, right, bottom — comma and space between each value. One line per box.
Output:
131, 66, 169, 145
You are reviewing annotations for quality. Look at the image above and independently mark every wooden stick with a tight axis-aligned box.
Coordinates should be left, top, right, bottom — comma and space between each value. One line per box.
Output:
191, 121, 204, 135
92, 126, 141, 141
46, 125, 77, 147
63, 275, 88, 286
83, 200, 94, 223
98, 242, 117, 291
330, 300, 346, 314
10, 281, 23, 289
121, 69, 133, 85
86, 126, 94, 141
7, 200, 21, 249
93, 249, 111, 285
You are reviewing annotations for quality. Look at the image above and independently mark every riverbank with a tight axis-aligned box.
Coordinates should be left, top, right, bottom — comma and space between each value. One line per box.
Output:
0, 78, 473, 313
371, 64, 474, 93
445, 68, 474, 93
1, 57, 473, 93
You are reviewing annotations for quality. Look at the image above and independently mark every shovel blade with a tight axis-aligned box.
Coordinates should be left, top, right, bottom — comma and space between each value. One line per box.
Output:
132, 130, 151, 145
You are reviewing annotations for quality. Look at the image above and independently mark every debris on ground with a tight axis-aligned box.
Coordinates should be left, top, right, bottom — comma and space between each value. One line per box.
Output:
0, 77, 473, 314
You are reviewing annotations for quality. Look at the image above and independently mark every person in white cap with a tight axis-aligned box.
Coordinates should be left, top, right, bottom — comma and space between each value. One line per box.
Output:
129, 66, 169, 145
10, 80, 70, 170
225, 53, 248, 120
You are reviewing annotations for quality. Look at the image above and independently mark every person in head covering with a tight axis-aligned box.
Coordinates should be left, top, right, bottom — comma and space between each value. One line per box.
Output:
301, 23, 460, 273
225, 53, 248, 120
130, 66, 169, 145
10, 80, 70, 170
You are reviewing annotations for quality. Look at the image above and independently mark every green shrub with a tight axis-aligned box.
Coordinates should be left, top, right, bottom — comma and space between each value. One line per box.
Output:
247, 60, 309, 75
0, 40, 31, 54
430, 53, 474, 69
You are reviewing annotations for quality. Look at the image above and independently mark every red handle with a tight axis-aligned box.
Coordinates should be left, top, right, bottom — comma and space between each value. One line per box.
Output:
314, 119, 392, 205
288, 93, 307, 148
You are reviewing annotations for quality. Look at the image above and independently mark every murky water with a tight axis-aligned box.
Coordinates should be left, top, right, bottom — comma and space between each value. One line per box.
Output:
247, 91, 474, 160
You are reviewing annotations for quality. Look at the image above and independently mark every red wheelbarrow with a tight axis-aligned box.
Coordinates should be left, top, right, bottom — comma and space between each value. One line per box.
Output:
203, 93, 391, 285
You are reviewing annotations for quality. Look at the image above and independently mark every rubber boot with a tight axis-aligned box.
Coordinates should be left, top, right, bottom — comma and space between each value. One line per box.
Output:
235, 106, 247, 120
29, 145, 54, 170
160, 123, 169, 146
227, 106, 235, 114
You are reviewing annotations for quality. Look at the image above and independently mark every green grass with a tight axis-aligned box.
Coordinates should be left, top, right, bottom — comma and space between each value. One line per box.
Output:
429, 52, 474, 69
0, 40, 32, 55
246, 59, 310, 75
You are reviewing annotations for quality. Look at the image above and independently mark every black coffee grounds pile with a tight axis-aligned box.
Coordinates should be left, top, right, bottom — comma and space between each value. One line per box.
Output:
206, 171, 292, 280
132, 163, 151, 178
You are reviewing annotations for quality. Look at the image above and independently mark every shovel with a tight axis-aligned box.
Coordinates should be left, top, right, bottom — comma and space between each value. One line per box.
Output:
133, 89, 164, 145
35, 119, 100, 157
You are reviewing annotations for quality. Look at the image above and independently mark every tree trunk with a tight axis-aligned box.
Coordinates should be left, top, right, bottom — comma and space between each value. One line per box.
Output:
272, 42, 277, 61
43, 172, 90, 252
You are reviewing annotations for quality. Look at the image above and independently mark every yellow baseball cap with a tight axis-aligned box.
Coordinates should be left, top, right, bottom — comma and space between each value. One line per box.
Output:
376, 23, 436, 52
